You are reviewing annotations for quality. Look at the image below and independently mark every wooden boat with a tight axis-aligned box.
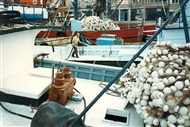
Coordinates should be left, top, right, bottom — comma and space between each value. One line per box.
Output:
36, 26, 144, 44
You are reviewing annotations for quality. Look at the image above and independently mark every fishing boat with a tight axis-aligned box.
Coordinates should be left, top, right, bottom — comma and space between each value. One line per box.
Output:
0, 23, 144, 127
36, 25, 144, 44
62, 33, 152, 67
33, 1, 190, 125
0, 1, 145, 127
34, 33, 151, 67
157, 18, 190, 44
34, 0, 144, 44
1, 0, 190, 127
156, 0, 190, 44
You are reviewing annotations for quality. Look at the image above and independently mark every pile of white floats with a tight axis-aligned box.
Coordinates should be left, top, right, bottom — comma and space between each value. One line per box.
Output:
80, 16, 120, 31
119, 42, 190, 127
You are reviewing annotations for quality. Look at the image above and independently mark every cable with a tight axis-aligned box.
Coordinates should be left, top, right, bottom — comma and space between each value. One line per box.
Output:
81, 98, 86, 123
93, 61, 96, 64
73, 87, 81, 94
0, 102, 33, 120
115, 61, 121, 67
0, 89, 86, 122
65, 35, 75, 60
40, 1, 62, 41
61, 1, 73, 30
65, 46, 74, 60
161, 0, 166, 16
73, 87, 86, 123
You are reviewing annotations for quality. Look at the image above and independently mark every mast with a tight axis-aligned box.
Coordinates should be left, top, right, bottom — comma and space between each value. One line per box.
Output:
109, 0, 123, 17
180, 0, 190, 43
73, 0, 78, 20
97, 0, 106, 19
166, 0, 170, 19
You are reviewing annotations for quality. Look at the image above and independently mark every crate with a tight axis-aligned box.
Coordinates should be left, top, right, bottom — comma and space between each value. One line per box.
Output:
96, 38, 115, 45
114, 38, 123, 45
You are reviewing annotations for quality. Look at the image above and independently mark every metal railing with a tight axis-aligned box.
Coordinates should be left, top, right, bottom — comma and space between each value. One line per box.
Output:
0, 2, 48, 24
111, 0, 169, 8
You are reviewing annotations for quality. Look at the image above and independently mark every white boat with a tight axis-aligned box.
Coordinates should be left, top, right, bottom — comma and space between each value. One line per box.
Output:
34, 33, 152, 67
156, 0, 190, 45
1, 0, 190, 127
0, 25, 144, 127
0, 1, 144, 127
70, 42, 151, 67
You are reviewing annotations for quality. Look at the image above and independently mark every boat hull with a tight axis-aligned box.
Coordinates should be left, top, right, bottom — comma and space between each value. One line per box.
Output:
157, 27, 190, 44
118, 23, 156, 42
143, 24, 156, 37
36, 27, 144, 44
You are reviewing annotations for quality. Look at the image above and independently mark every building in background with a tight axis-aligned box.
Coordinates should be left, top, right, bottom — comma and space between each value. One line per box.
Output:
109, 0, 180, 22
1, 0, 180, 22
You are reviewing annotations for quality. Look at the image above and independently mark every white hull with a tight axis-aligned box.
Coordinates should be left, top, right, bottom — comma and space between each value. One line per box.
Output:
157, 27, 190, 44
76, 44, 149, 62
1, 28, 144, 127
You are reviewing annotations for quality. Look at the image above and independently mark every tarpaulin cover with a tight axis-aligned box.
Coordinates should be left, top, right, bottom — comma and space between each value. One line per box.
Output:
31, 101, 85, 127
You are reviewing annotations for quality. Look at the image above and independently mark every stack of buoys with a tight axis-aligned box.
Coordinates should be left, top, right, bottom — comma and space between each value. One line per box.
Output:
119, 42, 190, 127
80, 16, 120, 31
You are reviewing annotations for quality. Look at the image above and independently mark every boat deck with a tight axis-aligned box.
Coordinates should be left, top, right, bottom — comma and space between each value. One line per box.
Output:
0, 67, 144, 127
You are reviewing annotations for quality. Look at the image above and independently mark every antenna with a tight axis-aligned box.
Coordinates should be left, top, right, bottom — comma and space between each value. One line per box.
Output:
57, 61, 62, 73
51, 66, 54, 85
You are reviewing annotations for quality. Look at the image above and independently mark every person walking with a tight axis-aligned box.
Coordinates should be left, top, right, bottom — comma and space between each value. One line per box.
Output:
71, 33, 83, 58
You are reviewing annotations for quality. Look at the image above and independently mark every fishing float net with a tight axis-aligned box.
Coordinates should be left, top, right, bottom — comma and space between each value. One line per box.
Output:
80, 16, 120, 31
118, 41, 190, 127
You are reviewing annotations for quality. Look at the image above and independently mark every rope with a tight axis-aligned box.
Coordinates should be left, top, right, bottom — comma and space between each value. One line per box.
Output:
115, 61, 121, 67
41, 0, 62, 40
161, 0, 166, 16
109, 0, 124, 17
61, 1, 73, 30
73, 88, 86, 123
98, 82, 123, 97
0, 102, 33, 120
65, 46, 74, 60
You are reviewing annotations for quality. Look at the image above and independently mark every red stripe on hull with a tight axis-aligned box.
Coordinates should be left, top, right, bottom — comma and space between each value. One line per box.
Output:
36, 27, 144, 43
143, 24, 156, 37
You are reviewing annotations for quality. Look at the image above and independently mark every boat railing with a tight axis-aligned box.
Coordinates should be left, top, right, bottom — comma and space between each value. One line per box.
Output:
115, 0, 182, 11
34, 57, 121, 83
157, 14, 190, 28
114, 0, 168, 7
144, 1, 168, 6
0, 1, 5, 11
0, 2, 48, 24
